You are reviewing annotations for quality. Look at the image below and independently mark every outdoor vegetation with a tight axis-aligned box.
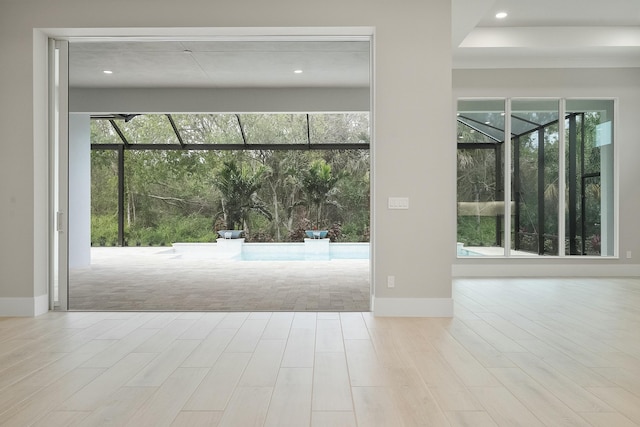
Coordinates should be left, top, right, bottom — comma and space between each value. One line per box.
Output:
457, 105, 605, 256
90, 113, 370, 246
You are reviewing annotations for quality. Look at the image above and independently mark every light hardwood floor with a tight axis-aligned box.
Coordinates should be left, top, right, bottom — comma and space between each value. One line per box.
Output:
1, 277, 639, 426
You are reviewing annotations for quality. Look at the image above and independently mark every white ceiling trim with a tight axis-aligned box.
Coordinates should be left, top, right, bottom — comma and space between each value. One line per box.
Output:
41, 26, 375, 40
460, 27, 640, 49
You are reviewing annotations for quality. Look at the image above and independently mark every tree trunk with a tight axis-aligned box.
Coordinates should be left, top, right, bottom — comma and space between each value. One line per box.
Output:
272, 186, 280, 241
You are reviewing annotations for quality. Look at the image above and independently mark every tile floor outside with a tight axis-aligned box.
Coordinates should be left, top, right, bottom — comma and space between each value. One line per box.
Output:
69, 248, 370, 312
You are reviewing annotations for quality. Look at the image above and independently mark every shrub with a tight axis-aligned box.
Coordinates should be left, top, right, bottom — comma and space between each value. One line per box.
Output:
92, 215, 118, 246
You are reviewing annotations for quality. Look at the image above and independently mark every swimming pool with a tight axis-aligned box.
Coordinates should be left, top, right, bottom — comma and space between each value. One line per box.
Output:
457, 242, 483, 256
241, 242, 369, 261
171, 241, 370, 261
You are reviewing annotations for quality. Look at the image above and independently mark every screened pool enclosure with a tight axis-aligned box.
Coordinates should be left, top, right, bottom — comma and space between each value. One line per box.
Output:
90, 112, 370, 247
457, 99, 614, 257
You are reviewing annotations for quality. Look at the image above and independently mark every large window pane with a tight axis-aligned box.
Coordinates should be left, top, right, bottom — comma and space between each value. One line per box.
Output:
457, 100, 506, 256
456, 98, 615, 258
511, 99, 560, 256
565, 99, 614, 256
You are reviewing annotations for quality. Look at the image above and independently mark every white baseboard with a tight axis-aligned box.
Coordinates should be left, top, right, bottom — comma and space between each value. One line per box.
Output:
452, 263, 640, 277
0, 294, 49, 317
373, 297, 453, 317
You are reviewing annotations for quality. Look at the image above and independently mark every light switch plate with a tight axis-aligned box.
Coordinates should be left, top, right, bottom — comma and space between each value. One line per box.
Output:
388, 197, 409, 209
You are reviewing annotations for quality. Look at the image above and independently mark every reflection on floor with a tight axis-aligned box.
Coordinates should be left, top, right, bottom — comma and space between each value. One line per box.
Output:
69, 248, 370, 311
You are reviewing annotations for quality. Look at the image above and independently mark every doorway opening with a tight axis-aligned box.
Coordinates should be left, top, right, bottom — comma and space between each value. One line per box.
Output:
56, 34, 374, 311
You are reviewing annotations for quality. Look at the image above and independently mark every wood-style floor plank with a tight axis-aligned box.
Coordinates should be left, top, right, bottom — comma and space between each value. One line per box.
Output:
238, 339, 287, 387
468, 386, 545, 426
181, 327, 237, 368
170, 411, 223, 427
217, 386, 273, 427
0, 278, 638, 426
445, 410, 498, 427
0, 367, 104, 427
261, 312, 294, 340
311, 411, 357, 427
352, 386, 403, 427
225, 318, 268, 353
312, 352, 353, 411
31, 410, 91, 427
124, 367, 209, 427
505, 351, 614, 412
315, 319, 344, 352
63, 352, 157, 410
75, 386, 156, 426
263, 367, 313, 427
126, 339, 200, 387
489, 367, 595, 426
587, 387, 640, 424
281, 327, 316, 368
580, 411, 639, 427
184, 352, 252, 411
178, 312, 226, 340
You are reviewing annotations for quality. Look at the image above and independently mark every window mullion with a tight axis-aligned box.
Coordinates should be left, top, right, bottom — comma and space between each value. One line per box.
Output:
504, 98, 512, 257
558, 99, 566, 257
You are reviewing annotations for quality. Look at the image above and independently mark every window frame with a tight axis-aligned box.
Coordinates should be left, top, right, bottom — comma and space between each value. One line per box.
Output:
456, 97, 618, 259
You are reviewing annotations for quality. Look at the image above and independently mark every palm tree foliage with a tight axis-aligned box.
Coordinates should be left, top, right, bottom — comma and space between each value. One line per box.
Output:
301, 159, 339, 229
214, 159, 272, 231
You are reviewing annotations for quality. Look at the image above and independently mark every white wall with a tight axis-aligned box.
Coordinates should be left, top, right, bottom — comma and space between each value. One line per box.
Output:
68, 114, 91, 268
453, 68, 640, 277
0, 0, 454, 316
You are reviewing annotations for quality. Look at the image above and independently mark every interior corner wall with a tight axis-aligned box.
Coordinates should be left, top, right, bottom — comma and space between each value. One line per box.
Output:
0, 0, 454, 317
452, 68, 640, 277
69, 114, 91, 268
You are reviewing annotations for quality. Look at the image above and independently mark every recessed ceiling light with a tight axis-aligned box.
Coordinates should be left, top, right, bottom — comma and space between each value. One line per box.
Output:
294, 69, 303, 74
495, 11, 508, 19
103, 70, 113, 74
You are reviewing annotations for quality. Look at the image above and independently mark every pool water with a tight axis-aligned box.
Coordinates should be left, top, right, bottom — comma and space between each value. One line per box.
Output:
241, 243, 369, 261
170, 242, 370, 261
457, 248, 482, 256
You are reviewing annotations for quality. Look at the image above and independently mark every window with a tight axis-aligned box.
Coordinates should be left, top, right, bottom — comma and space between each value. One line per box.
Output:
511, 99, 560, 256
457, 100, 505, 256
565, 100, 615, 256
457, 99, 615, 257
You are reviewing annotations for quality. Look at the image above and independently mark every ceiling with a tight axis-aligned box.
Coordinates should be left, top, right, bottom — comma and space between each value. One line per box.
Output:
453, 0, 640, 68
69, 40, 371, 89
68, 0, 640, 89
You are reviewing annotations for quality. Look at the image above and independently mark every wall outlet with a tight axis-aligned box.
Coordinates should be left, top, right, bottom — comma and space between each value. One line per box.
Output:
626, 251, 632, 259
387, 275, 395, 288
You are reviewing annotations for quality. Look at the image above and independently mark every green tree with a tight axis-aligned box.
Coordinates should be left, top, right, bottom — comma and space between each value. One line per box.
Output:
214, 159, 272, 232
90, 113, 370, 244
301, 159, 339, 229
